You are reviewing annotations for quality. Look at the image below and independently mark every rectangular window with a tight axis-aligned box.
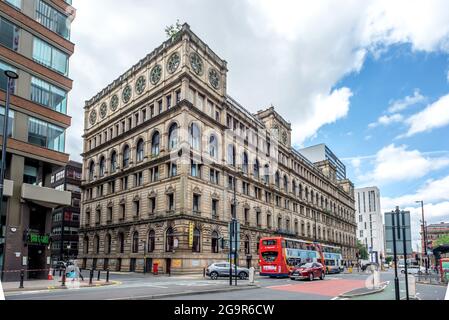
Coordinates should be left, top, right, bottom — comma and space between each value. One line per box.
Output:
0, 17, 19, 51
167, 194, 174, 211
150, 105, 154, 118
193, 194, 200, 213
169, 162, 177, 177
27, 117, 65, 152
191, 161, 200, 178
142, 108, 147, 121
0, 105, 14, 138
35, 0, 71, 40
0, 61, 17, 93
149, 197, 156, 214
166, 95, 172, 109
212, 199, 218, 217
32, 37, 68, 75
158, 99, 163, 113
5, 0, 22, 9
31, 77, 67, 114
209, 169, 219, 184
176, 90, 181, 103
150, 166, 159, 182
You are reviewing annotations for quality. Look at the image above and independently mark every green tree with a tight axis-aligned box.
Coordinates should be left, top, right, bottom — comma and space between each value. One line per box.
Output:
434, 234, 449, 247
356, 240, 368, 260
165, 20, 182, 40
385, 256, 393, 264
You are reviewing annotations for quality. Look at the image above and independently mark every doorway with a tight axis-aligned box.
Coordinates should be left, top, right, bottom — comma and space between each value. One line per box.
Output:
130, 258, 136, 272
28, 246, 46, 279
103, 258, 109, 270
116, 258, 122, 271
145, 258, 153, 274
166, 258, 172, 275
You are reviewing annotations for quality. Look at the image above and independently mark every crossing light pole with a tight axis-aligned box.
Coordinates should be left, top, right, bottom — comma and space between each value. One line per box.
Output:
416, 201, 428, 273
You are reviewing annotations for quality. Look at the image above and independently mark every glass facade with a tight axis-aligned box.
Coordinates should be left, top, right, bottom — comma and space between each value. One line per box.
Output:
33, 37, 68, 75
5, 0, 21, 9
28, 117, 65, 152
0, 106, 14, 137
31, 77, 67, 114
0, 61, 17, 92
35, 0, 71, 40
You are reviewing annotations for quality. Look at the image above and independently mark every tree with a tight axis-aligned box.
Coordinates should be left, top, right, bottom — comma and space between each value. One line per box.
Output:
434, 234, 449, 247
356, 240, 368, 260
385, 256, 393, 264
165, 20, 182, 40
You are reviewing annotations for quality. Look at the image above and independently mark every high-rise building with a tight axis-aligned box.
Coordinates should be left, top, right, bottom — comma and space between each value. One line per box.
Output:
355, 187, 385, 262
0, 0, 76, 281
50, 160, 82, 263
79, 24, 357, 274
298, 144, 347, 181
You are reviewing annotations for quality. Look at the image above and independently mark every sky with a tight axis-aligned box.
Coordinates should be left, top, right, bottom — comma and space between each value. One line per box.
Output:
67, 0, 449, 251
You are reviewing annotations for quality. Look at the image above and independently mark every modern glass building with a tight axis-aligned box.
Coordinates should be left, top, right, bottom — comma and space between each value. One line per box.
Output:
298, 144, 347, 181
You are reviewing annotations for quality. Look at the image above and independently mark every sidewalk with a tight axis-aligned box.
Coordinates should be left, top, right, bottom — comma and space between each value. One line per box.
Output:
1, 277, 117, 293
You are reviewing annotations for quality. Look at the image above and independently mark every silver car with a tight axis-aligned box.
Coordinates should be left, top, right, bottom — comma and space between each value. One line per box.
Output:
206, 262, 249, 280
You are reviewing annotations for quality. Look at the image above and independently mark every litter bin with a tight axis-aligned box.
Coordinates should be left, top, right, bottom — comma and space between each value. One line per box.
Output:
152, 263, 159, 275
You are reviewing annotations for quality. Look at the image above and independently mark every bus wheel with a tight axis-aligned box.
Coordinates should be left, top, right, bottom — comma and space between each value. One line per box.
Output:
309, 273, 314, 281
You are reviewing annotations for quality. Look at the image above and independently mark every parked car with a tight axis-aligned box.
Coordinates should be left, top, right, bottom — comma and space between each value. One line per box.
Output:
206, 262, 249, 280
400, 265, 426, 275
290, 262, 325, 281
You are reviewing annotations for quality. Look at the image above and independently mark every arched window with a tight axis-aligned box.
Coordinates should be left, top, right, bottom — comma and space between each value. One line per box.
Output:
105, 234, 111, 254
242, 152, 248, 173
136, 139, 144, 162
148, 230, 155, 253
83, 236, 89, 254
227, 144, 235, 166
189, 123, 200, 151
132, 232, 139, 253
209, 135, 218, 159
244, 235, 250, 255
122, 145, 130, 168
151, 131, 160, 156
263, 165, 269, 184
110, 151, 117, 172
294, 220, 298, 235
305, 187, 309, 201
118, 233, 125, 253
94, 235, 100, 254
88, 161, 95, 181
168, 123, 178, 150
166, 228, 174, 252
99, 156, 105, 177
192, 228, 201, 252
211, 231, 219, 253
278, 216, 282, 229
275, 171, 280, 188
292, 180, 297, 195
298, 184, 303, 199
286, 218, 290, 231
284, 175, 288, 192
253, 159, 260, 178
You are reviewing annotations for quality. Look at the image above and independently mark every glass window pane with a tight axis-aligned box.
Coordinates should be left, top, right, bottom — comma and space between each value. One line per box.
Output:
0, 106, 14, 137
35, 0, 71, 40
31, 77, 67, 114
0, 17, 19, 51
0, 60, 17, 92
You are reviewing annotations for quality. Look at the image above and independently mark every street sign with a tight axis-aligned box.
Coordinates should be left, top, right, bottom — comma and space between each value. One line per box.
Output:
385, 211, 412, 255
188, 222, 194, 248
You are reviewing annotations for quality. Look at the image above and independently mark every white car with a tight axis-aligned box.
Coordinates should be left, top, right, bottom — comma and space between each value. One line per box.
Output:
400, 266, 425, 275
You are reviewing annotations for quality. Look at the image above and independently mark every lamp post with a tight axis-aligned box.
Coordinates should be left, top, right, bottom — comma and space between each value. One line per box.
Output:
416, 201, 428, 273
0, 70, 18, 281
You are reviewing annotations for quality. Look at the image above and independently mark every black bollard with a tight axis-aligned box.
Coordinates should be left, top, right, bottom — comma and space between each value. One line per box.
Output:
203, 268, 206, 278
97, 270, 101, 281
106, 269, 110, 283
53, 268, 56, 276
61, 267, 66, 287
19, 269, 24, 289
89, 269, 93, 285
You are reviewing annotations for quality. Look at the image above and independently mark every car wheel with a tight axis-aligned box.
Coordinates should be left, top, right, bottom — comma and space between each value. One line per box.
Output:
210, 272, 219, 280
320, 272, 325, 280
400, 270, 405, 274
238, 272, 248, 280
309, 273, 314, 281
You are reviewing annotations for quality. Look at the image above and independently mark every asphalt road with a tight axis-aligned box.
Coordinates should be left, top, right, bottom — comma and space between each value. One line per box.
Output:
4, 269, 447, 300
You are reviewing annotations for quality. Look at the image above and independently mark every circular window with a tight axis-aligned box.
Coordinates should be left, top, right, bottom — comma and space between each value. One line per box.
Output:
110, 94, 119, 111
190, 52, 203, 75
89, 109, 97, 125
167, 52, 181, 74
122, 85, 132, 103
100, 102, 108, 118
208, 68, 220, 89
135, 75, 147, 95
150, 65, 162, 85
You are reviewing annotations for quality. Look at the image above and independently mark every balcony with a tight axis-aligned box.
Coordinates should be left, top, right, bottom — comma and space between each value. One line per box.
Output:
21, 183, 71, 208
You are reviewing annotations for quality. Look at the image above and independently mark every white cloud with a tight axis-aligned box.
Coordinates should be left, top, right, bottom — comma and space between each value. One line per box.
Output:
358, 144, 449, 185
67, 0, 449, 160
387, 89, 426, 113
368, 113, 404, 128
400, 93, 449, 137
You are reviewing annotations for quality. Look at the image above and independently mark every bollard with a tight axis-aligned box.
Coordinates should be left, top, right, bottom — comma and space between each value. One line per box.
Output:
203, 268, 206, 278
97, 270, 101, 281
89, 269, 93, 285
59, 269, 62, 277
19, 269, 24, 289
53, 268, 56, 276
106, 269, 110, 283
61, 267, 66, 287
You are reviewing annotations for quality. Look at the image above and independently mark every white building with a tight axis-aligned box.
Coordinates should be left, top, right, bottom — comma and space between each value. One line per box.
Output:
355, 187, 385, 262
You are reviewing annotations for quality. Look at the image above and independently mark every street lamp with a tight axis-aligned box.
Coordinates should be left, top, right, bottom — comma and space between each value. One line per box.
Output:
416, 200, 428, 273
0, 70, 18, 281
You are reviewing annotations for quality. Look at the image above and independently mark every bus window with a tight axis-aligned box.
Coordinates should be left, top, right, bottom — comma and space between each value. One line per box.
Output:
262, 239, 277, 246
261, 251, 278, 263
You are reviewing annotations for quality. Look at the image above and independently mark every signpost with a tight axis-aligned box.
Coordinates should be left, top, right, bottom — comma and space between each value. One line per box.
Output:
188, 222, 194, 248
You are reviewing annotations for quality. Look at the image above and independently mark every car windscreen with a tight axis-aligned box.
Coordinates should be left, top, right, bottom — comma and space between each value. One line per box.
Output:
261, 251, 278, 262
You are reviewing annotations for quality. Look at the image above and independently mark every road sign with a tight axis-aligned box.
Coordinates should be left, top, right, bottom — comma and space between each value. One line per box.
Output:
188, 222, 194, 248
385, 211, 412, 255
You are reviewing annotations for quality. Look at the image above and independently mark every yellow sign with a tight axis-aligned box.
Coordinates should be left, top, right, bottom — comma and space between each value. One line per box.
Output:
172, 259, 182, 268
188, 222, 194, 247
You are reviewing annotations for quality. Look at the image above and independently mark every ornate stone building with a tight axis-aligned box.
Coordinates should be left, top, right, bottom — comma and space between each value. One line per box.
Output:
79, 24, 357, 274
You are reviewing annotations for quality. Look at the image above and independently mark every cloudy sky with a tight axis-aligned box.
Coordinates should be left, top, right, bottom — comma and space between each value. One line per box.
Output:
67, 0, 449, 250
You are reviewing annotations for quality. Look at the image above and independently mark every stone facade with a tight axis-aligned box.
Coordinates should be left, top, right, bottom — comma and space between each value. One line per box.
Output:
79, 24, 357, 274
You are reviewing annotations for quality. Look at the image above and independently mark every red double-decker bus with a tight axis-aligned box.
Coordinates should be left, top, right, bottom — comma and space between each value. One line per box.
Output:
258, 237, 327, 277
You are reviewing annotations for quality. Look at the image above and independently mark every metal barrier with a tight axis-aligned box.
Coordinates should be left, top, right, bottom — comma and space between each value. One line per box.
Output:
416, 272, 448, 285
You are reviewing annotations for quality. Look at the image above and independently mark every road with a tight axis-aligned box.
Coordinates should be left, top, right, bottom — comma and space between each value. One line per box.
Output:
4, 269, 447, 300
